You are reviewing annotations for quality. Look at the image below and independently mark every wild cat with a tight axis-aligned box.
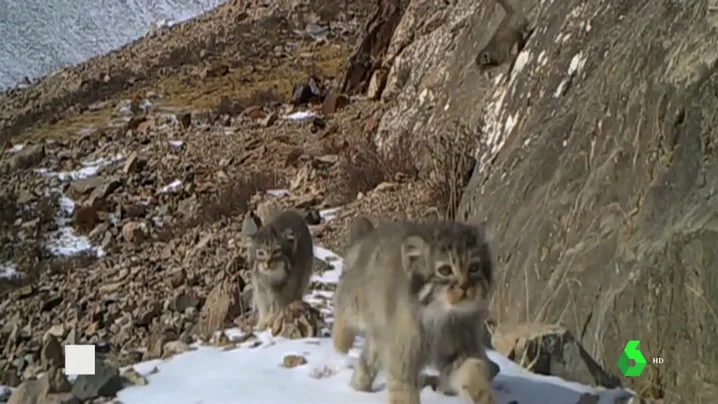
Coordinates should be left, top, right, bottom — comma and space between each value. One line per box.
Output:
241, 209, 314, 330
332, 220, 496, 404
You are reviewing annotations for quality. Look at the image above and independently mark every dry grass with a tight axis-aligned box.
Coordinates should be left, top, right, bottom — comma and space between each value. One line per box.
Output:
157, 171, 281, 241
327, 131, 418, 203
425, 122, 479, 220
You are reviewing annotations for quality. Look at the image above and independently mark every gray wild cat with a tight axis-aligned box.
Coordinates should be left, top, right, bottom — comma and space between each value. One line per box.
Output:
241, 209, 314, 330
332, 220, 495, 404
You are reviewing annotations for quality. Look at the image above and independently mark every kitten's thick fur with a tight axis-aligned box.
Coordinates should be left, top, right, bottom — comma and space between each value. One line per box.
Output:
348, 215, 375, 246
332, 220, 495, 404
242, 210, 314, 330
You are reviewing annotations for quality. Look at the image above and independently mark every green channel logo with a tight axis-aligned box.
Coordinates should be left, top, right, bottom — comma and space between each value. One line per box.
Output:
617, 340, 647, 377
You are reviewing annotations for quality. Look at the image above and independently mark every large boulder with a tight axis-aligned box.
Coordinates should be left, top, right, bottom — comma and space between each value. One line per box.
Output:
352, 0, 718, 401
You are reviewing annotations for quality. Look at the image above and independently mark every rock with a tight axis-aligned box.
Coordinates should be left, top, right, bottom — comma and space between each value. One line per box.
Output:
44, 367, 72, 394
7, 367, 72, 404
88, 176, 121, 200
244, 106, 265, 120
1, 365, 20, 387
339, 1, 404, 95
121, 221, 148, 244
320, 92, 350, 115
282, 354, 307, 368
123, 152, 139, 174
41, 295, 63, 312
73, 205, 100, 233
40, 334, 65, 370
292, 77, 322, 105
366, 68, 389, 100
270, 300, 324, 339
176, 112, 192, 129
9, 144, 45, 170
167, 291, 200, 312
69, 176, 106, 195
259, 111, 278, 127
120, 368, 147, 386
162, 340, 191, 358
166, 268, 186, 288
133, 301, 161, 326
358, 0, 718, 398
490, 323, 620, 389
44, 324, 67, 340
71, 359, 124, 401
199, 278, 244, 339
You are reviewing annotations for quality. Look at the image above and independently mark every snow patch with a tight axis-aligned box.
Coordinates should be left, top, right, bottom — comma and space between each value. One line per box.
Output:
537, 51, 548, 67
6, 144, 24, 153
35, 154, 124, 181
16, 154, 123, 266
510, 50, 531, 82
568, 52, 587, 75
319, 207, 340, 222
554, 52, 587, 98
311, 247, 343, 285
159, 180, 183, 193
554, 80, 569, 97
168, 140, 184, 149
482, 87, 512, 160
266, 189, 290, 197
0, 263, 20, 279
284, 111, 316, 121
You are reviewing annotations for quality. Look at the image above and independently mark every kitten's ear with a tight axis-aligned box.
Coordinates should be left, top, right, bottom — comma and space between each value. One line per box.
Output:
348, 216, 374, 245
400, 234, 427, 273
241, 211, 262, 241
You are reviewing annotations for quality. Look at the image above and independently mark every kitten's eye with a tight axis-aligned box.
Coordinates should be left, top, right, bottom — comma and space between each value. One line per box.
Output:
271, 248, 282, 257
436, 265, 453, 277
468, 263, 482, 274
256, 250, 268, 259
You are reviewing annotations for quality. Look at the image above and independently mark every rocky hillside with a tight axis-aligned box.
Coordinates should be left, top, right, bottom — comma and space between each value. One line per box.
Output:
1, 0, 714, 402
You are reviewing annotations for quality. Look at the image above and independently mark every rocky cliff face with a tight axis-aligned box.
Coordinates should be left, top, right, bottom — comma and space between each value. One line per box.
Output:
367, 0, 718, 401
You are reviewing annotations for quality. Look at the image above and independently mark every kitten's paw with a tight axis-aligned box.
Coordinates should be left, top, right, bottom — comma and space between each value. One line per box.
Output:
453, 358, 496, 404
386, 379, 421, 404
256, 318, 269, 331
349, 367, 374, 392
461, 384, 495, 404
387, 387, 420, 404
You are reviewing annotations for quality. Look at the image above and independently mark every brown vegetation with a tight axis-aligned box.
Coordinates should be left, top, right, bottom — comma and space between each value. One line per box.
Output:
327, 131, 418, 203
425, 122, 478, 220
157, 171, 282, 241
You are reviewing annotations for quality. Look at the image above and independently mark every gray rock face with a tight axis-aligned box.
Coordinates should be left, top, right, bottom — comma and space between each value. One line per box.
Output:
362, 0, 718, 401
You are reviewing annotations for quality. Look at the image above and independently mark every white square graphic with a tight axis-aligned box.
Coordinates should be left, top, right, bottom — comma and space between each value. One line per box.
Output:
64, 344, 96, 376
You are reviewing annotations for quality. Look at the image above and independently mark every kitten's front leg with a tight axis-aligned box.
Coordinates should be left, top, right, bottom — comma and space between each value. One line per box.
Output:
253, 289, 273, 331
450, 357, 496, 404
350, 335, 380, 392
385, 328, 424, 404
